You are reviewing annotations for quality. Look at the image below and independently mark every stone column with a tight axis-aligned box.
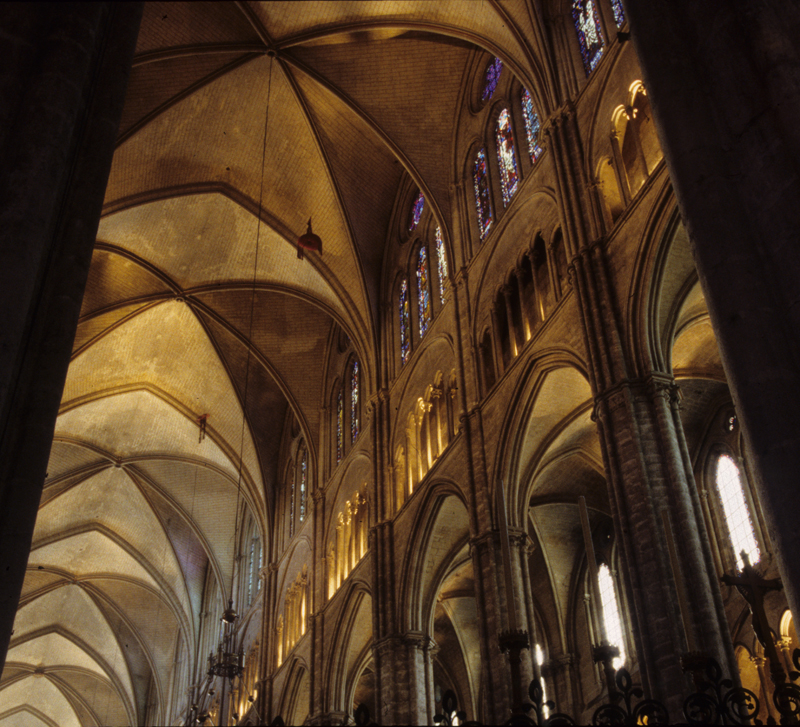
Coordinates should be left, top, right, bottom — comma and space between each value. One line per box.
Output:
624, 0, 800, 626
751, 655, 776, 723
0, 2, 142, 665
547, 103, 736, 712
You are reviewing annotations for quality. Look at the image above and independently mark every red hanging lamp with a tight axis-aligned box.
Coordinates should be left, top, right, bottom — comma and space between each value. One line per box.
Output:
297, 218, 323, 259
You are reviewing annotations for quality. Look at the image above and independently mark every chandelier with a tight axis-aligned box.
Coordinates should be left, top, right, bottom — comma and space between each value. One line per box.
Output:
207, 600, 244, 681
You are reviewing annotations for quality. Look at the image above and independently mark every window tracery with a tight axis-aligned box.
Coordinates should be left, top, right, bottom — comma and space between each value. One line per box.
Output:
299, 444, 307, 524
409, 191, 425, 232
521, 88, 542, 164
336, 388, 344, 464
473, 149, 493, 239
496, 108, 520, 206
400, 279, 411, 365
351, 360, 359, 444
288, 461, 295, 538
572, 0, 604, 74
611, 0, 625, 28
482, 57, 503, 101
435, 227, 448, 306
417, 245, 432, 339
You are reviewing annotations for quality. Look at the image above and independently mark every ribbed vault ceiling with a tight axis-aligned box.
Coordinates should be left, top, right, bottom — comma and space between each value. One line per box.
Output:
2, 2, 553, 724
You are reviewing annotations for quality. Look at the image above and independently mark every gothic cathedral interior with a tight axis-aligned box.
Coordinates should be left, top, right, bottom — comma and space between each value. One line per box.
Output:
2, 2, 800, 725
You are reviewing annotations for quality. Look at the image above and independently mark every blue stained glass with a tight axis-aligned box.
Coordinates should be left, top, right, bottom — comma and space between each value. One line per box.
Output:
521, 89, 542, 163
473, 148, 493, 239
351, 361, 359, 444
336, 389, 343, 464
496, 108, 519, 206
573, 0, 604, 74
482, 57, 503, 102
435, 227, 448, 305
611, 0, 625, 28
400, 279, 410, 365
299, 447, 307, 522
417, 246, 432, 338
409, 192, 425, 231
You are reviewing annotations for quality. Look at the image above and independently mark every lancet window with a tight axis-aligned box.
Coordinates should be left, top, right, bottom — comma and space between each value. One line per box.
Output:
482, 57, 503, 101
288, 460, 295, 538
336, 388, 344, 464
611, 0, 625, 27
597, 563, 625, 669
400, 279, 411, 365
417, 245, 432, 338
435, 227, 448, 306
299, 445, 307, 524
327, 490, 369, 598
409, 191, 425, 231
241, 516, 262, 608
496, 108, 519, 206
473, 149, 493, 239
572, 0, 604, 74
715, 454, 760, 571
351, 361, 359, 444
521, 88, 542, 164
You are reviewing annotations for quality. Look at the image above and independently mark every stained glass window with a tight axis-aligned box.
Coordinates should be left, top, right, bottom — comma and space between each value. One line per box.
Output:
400, 279, 410, 365
435, 227, 448, 305
351, 361, 359, 444
715, 454, 760, 571
611, 0, 625, 28
473, 149, 493, 239
482, 57, 503, 102
572, 0, 604, 74
521, 89, 542, 163
496, 108, 520, 206
336, 389, 343, 464
598, 564, 625, 669
409, 192, 425, 232
417, 246, 432, 338
299, 446, 307, 522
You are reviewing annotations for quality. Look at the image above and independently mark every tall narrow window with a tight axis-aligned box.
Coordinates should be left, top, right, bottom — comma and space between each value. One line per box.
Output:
496, 108, 520, 206
473, 149, 493, 239
400, 279, 411, 365
716, 454, 760, 570
521, 88, 542, 163
597, 564, 625, 669
247, 534, 255, 605
535, 644, 549, 719
336, 390, 344, 464
435, 227, 448, 305
351, 361, 359, 444
288, 463, 295, 538
299, 446, 307, 523
409, 191, 425, 232
573, 0, 604, 74
417, 246, 432, 338
611, 0, 625, 28
482, 57, 503, 101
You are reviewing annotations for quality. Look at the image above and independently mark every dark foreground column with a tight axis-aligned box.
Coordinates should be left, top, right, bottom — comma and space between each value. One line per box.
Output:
0, 2, 142, 665
625, 0, 800, 624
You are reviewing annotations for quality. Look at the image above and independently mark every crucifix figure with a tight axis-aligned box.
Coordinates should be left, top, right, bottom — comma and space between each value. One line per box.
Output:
721, 551, 784, 683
